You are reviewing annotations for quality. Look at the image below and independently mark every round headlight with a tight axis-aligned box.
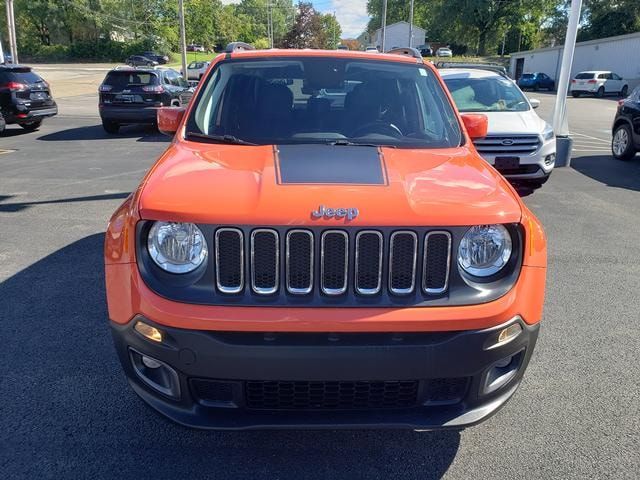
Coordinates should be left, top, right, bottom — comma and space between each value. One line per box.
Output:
147, 222, 208, 274
458, 225, 512, 277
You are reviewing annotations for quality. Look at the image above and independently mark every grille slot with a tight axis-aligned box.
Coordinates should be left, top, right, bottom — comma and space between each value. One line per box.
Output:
245, 380, 419, 410
286, 230, 314, 294
251, 229, 279, 295
389, 231, 418, 295
320, 230, 349, 295
473, 135, 541, 155
215, 228, 244, 294
355, 231, 383, 295
423, 231, 452, 294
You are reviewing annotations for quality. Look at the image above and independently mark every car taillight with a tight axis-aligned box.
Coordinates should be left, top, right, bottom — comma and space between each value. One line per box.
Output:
0, 81, 26, 91
142, 85, 164, 93
99, 84, 112, 92
618, 99, 625, 107
587, 79, 597, 83
571, 79, 576, 83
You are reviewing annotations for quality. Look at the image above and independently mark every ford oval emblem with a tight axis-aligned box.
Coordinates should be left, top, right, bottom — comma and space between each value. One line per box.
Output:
501, 139, 514, 146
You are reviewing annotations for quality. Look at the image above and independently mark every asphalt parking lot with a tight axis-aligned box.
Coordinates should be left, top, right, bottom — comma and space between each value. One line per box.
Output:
1, 84, 639, 479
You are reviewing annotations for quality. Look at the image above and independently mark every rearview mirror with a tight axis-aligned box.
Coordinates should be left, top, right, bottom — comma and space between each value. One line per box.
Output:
157, 106, 186, 136
461, 113, 488, 140
529, 98, 540, 109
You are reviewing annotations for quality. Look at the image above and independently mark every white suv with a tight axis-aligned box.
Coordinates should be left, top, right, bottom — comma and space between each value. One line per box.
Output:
570, 71, 629, 98
440, 67, 556, 188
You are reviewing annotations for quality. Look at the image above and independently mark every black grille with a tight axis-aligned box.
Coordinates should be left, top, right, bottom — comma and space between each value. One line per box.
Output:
245, 380, 419, 410
251, 230, 279, 294
423, 378, 469, 404
215, 229, 244, 293
191, 379, 234, 405
321, 231, 348, 295
389, 232, 417, 294
286, 230, 313, 294
423, 232, 451, 294
474, 135, 541, 155
355, 231, 383, 294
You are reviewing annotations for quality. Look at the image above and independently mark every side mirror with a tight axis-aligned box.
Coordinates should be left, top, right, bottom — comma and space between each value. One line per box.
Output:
529, 98, 540, 109
157, 106, 186, 136
461, 113, 488, 140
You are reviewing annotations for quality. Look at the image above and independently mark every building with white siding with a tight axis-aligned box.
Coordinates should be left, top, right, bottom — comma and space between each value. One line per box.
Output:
509, 32, 640, 89
373, 21, 426, 52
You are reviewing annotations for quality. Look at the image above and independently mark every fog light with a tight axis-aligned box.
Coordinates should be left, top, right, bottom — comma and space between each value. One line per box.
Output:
129, 348, 180, 399
494, 356, 512, 368
135, 321, 163, 343
482, 351, 524, 395
498, 323, 522, 345
545, 154, 556, 166
142, 355, 162, 369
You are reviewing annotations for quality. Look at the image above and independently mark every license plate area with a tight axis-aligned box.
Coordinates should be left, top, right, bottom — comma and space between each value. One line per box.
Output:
495, 157, 520, 170
116, 94, 135, 103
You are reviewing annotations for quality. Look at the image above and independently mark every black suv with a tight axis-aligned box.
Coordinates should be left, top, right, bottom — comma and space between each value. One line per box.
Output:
142, 51, 169, 64
612, 85, 640, 161
125, 55, 158, 67
0, 64, 57, 132
99, 67, 191, 134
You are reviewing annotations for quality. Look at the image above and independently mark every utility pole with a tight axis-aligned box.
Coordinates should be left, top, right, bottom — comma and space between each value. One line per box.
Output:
333, 10, 337, 49
5, 0, 18, 64
408, 0, 414, 48
381, 0, 388, 52
178, 0, 187, 79
267, 3, 274, 48
552, 0, 583, 168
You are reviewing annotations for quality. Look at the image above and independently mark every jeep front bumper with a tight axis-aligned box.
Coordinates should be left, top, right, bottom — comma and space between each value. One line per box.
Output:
111, 315, 538, 430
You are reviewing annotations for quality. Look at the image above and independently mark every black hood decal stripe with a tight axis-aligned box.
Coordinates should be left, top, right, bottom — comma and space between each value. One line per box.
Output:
275, 144, 388, 185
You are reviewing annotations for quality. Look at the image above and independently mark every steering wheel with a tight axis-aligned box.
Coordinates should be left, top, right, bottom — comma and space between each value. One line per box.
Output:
351, 121, 403, 138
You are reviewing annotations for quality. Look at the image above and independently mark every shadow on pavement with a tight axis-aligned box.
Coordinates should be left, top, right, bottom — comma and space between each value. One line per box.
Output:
37, 124, 169, 143
0, 192, 130, 213
571, 153, 640, 192
0, 125, 36, 137
0, 234, 461, 479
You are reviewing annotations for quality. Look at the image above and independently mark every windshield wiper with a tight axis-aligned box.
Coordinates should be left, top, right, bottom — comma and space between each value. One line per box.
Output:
185, 131, 258, 146
327, 139, 396, 148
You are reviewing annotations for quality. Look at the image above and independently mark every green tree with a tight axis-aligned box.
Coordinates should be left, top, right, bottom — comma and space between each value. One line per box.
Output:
579, 0, 640, 41
281, 2, 328, 49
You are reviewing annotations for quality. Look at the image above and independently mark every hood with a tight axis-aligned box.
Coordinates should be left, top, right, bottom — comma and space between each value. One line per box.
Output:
138, 142, 522, 227
483, 110, 546, 136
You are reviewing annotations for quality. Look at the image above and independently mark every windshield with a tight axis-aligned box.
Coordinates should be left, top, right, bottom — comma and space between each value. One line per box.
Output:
521, 74, 534, 79
187, 57, 462, 148
444, 76, 530, 112
104, 71, 158, 88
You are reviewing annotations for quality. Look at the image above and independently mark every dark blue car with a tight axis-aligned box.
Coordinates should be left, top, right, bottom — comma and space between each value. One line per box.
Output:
518, 72, 555, 91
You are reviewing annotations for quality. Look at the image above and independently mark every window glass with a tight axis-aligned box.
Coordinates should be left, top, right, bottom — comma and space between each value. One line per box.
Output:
575, 72, 595, 79
188, 57, 462, 148
444, 76, 530, 112
103, 71, 158, 88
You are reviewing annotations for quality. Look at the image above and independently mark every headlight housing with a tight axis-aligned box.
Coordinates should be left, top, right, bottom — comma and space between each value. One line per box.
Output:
147, 221, 208, 274
542, 123, 554, 141
458, 225, 512, 277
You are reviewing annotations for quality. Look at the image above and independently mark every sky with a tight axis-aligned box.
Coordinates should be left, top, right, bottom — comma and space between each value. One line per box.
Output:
221, 1, 370, 38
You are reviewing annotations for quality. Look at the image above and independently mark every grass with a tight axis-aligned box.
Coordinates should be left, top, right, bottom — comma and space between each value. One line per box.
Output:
167, 51, 217, 68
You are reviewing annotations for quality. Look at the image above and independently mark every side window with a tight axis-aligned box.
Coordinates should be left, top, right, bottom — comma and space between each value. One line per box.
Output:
598, 73, 607, 80
612, 73, 621, 80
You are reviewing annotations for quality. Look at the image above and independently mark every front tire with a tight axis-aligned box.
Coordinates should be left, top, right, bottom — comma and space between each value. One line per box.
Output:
620, 85, 628, 98
102, 120, 120, 134
20, 120, 43, 131
596, 86, 605, 98
612, 124, 636, 161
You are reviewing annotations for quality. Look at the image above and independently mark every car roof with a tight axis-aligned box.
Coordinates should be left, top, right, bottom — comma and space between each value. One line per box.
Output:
0, 64, 32, 71
224, 48, 422, 65
576, 70, 610, 74
438, 68, 505, 79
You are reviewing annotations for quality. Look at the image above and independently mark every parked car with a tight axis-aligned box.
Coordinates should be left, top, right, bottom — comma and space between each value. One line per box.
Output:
126, 55, 158, 67
517, 72, 555, 91
0, 110, 5, 134
418, 45, 433, 56
142, 51, 170, 65
436, 47, 453, 57
570, 71, 629, 98
98, 67, 190, 133
105, 46, 547, 430
365, 46, 379, 53
185, 61, 210, 81
441, 67, 556, 189
611, 85, 640, 161
0, 64, 57, 131
186, 44, 205, 52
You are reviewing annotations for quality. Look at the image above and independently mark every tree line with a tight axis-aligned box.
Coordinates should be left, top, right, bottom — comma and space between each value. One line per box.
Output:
0, 0, 341, 61
367, 0, 640, 56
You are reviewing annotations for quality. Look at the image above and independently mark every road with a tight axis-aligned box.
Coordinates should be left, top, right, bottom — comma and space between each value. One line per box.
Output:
1, 90, 639, 479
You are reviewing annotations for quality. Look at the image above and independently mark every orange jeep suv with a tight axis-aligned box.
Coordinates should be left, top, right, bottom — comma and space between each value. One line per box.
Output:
105, 45, 547, 429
